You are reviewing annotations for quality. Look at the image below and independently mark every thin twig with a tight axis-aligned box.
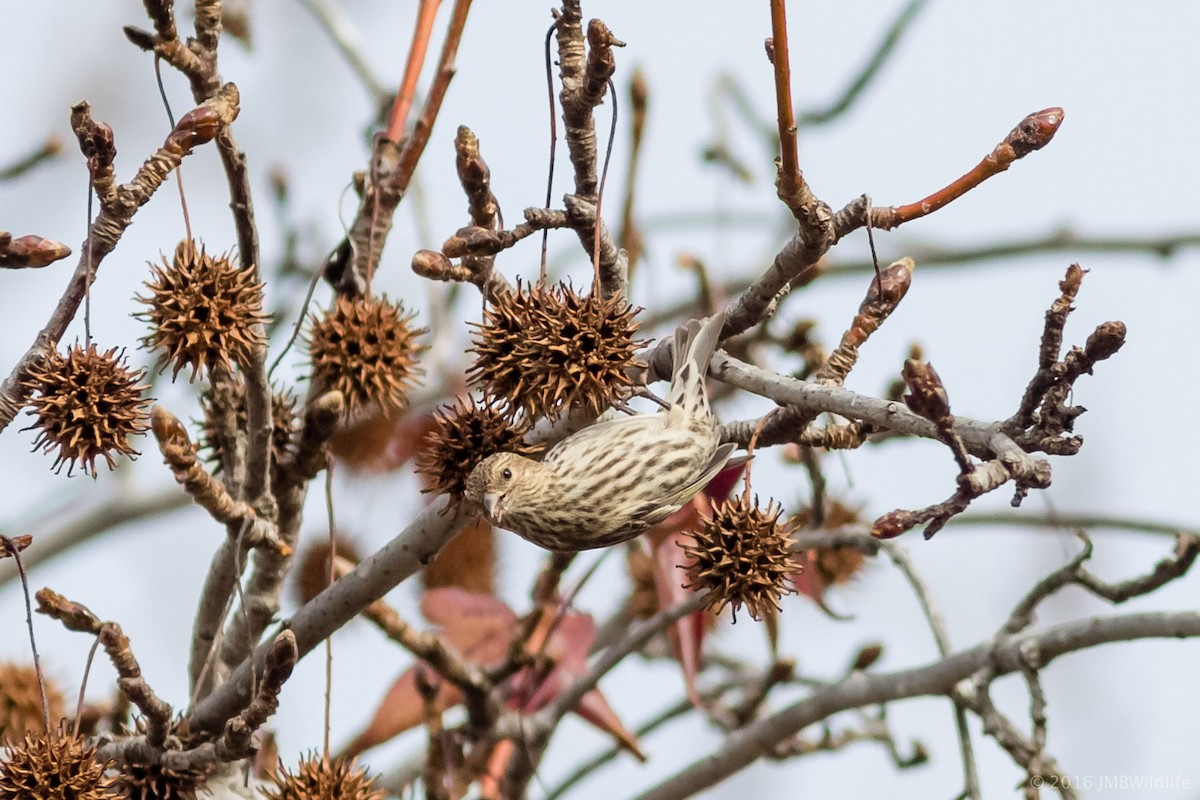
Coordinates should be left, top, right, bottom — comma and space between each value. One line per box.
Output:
296, 0, 390, 102
0, 488, 189, 587
881, 541, 980, 799
952, 511, 1195, 539
797, 0, 930, 127
1, 536, 51, 728
631, 610, 1200, 800
385, 0, 441, 142
0, 135, 63, 180
866, 108, 1065, 232
186, 497, 475, 735
544, 678, 752, 800
0, 90, 239, 431
640, 227, 1200, 331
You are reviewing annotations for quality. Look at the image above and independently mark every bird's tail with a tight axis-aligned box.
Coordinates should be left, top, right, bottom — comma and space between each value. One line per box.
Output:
668, 310, 725, 417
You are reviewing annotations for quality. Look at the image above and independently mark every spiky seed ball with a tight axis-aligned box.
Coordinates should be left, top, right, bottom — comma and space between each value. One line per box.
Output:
467, 282, 644, 420
22, 344, 151, 476
423, 517, 496, 595
791, 500, 871, 588
417, 394, 541, 498
114, 761, 212, 800
112, 717, 209, 792
308, 295, 425, 418
261, 753, 384, 800
465, 312, 735, 551
0, 726, 118, 800
624, 547, 660, 619
136, 239, 268, 381
0, 663, 65, 744
682, 495, 795, 622
625, 546, 722, 631
198, 385, 299, 475
293, 534, 363, 606
325, 408, 411, 471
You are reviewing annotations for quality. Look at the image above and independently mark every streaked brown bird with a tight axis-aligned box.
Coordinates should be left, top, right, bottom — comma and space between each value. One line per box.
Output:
464, 311, 739, 551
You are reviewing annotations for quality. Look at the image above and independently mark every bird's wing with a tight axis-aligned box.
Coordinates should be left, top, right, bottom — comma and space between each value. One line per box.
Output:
603, 443, 745, 539
661, 441, 741, 507
543, 412, 666, 465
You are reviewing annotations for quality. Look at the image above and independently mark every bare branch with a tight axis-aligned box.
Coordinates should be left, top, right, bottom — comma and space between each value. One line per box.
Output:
0, 88, 240, 431
186, 497, 474, 735
881, 542, 979, 799
0, 488, 188, 588
631, 611, 1200, 800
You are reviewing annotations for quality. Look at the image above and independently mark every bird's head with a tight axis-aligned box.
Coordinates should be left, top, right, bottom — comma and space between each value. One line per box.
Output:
464, 452, 538, 524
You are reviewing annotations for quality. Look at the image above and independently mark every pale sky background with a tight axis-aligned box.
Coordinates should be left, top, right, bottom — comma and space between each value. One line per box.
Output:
1, 2, 1198, 799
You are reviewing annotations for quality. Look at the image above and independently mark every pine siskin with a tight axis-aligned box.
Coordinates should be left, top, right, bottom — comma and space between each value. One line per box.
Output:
464, 312, 739, 551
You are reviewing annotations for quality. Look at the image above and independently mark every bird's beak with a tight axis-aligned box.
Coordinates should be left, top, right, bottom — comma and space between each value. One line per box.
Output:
482, 492, 503, 522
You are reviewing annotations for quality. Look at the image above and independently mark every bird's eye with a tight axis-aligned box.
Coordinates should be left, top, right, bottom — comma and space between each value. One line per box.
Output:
501, 467, 513, 480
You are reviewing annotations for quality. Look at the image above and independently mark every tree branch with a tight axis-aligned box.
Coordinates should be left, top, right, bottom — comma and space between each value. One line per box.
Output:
185, 497, 474, 735
631, 611, 1200, 800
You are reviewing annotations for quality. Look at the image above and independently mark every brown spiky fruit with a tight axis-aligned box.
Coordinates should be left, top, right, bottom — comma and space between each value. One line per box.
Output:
326, 408, 410, 471
624, 542, 721, 632
23, 344, 151, 476
137, 239, 268, 381
0, 726, 117, 800
423, 517, 496, 595
624, 546, 660, 619
308, 295, 425, 418
791, 500, 871, 589
416, 394, 541, 498
197, 385, 299, 475
293, 534, 363, 606
467, 282, 644, 420
114, 760, 212, 800
0, 663, 65, 744
262, 753, 384, 800
682, 495, 795, 622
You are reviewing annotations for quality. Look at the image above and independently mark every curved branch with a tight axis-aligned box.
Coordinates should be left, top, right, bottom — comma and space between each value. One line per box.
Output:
632, 611, 1200, 800
711, 352, 1011, 456
185, 496, 474, 735
0, 488, 188, 587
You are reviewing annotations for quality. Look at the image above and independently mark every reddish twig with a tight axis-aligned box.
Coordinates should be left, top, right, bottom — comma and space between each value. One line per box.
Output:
766, 0, 802, 217
339, 0, 473, 294
762, 0, 836, 271
393, 0, 473, 197
386, 0, 443, 142
869, 108, 1064, 231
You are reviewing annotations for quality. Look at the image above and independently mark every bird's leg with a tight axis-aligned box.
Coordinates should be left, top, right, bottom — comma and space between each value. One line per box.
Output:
611, 400, 639, 416
612, 387, 670, 416
633, 386, 671, 410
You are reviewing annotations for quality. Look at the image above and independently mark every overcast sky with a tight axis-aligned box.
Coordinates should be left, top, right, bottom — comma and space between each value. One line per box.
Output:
2, 2, 1198, 798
